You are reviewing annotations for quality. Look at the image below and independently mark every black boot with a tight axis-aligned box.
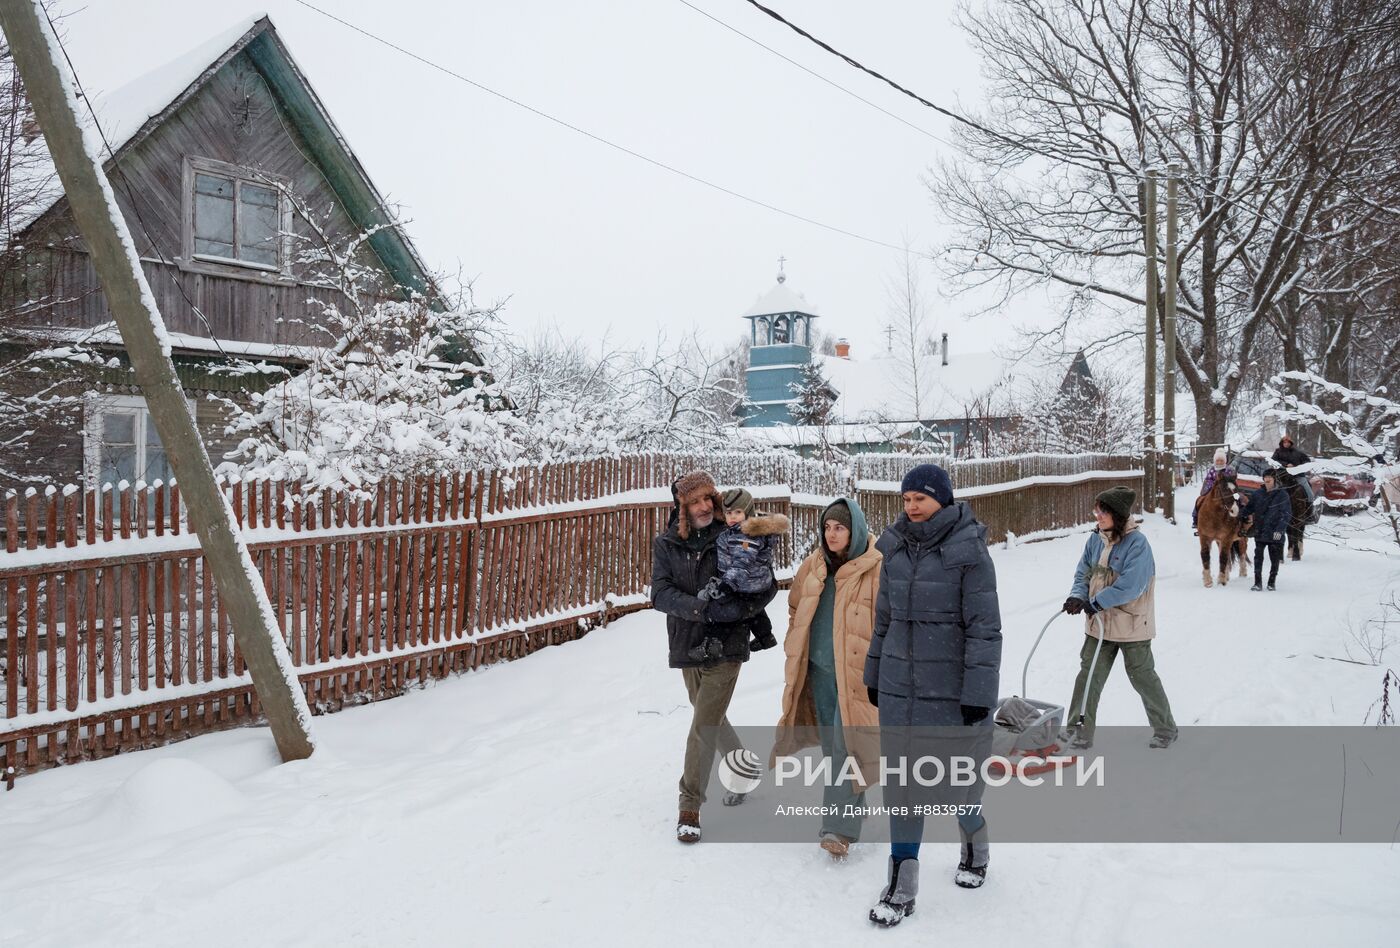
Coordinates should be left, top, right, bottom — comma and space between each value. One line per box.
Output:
750, 629, 779, 651
869, 856, 919, 926
955, 820, 988, 888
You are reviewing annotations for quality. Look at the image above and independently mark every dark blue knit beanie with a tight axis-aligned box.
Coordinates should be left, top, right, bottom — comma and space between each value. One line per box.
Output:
900, 463, 954, 507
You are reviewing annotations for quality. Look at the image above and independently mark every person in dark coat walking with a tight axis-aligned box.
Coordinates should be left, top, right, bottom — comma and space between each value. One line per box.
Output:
1242, 468, 1291, 591
864, 464, 1002, 927
651, 471, 776, 844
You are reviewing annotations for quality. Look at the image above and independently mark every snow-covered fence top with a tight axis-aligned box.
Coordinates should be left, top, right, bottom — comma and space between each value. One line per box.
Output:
0, 450, 1140, 780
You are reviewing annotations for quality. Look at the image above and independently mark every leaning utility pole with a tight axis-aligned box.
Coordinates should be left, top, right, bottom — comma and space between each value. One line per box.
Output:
1162, 163, 1180, 523
0, 0, 315, 761
1142, 171, 1159, 513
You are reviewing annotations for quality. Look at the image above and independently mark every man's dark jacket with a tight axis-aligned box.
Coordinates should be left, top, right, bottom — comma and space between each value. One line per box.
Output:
651, 518, 775, 669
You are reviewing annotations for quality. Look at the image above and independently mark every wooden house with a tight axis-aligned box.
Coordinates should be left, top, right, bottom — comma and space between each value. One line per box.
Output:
0, 15, 443, 491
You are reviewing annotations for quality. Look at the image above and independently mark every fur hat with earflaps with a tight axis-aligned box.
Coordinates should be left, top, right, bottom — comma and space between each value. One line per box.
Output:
674, 470, 725, 539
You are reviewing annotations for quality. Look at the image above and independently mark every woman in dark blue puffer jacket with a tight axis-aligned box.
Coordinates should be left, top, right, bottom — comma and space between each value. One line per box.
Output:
864, 464, 1002, 927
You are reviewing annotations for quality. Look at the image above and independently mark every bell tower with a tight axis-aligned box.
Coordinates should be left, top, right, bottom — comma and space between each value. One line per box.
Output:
740, 259, 818, 427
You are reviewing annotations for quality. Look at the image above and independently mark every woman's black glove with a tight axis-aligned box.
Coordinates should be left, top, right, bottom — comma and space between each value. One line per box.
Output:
867, 686, 879, 708
961, 705, 990, 726
1063, 597, 1086, 615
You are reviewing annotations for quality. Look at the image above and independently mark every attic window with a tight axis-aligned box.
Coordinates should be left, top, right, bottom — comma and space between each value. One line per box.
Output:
185, 157, 286, 272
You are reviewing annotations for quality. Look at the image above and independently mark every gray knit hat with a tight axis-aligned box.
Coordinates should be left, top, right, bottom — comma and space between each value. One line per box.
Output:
722, 487, 755, 518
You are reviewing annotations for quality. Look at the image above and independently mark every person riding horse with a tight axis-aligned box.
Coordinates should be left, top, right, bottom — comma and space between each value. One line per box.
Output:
1193, 448, 1235, 533
1269, 436, 1314, 560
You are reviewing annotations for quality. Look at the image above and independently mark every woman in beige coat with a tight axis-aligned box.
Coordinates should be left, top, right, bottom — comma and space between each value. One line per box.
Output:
772, 497, 880, 859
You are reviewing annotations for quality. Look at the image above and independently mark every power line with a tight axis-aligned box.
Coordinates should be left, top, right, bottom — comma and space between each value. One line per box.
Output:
738, 0, 1040, 161
673, 0, 956, 150
290, 0, 908, 254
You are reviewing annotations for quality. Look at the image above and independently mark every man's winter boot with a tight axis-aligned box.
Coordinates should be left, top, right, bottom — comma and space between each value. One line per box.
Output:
869, 856, 919, 927
819, 832, 850, 860
1267, 579, 1277, 591
1148, 730, 1178, 749
677, 810, 701, 844
722, 790, 747, 806
955, 819, 989, 888
1250, 578, 1263, 591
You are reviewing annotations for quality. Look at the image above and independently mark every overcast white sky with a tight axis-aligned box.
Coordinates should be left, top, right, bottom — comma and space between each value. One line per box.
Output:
57, 0, 1066, 360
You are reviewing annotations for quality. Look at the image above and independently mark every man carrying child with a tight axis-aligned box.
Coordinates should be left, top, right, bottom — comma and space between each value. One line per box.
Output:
650, 472, 781, 844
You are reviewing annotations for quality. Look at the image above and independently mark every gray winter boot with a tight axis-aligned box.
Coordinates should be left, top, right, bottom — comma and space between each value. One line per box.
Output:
955, 819, 989, 888
869, 856, 919, 927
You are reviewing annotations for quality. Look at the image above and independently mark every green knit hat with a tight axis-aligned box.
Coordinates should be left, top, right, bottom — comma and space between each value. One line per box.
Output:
722, 487, 755, 518
1095, 486, 1137, 520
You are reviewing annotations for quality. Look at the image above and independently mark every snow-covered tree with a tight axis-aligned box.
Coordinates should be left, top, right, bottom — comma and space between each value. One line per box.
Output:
1263, 369, 1400, 545
931, 0, 1398, 448
1264, 371, 1398, 462
1001, 365, 1142, 456
886, 244, 935, 421
787, 362, 836, 426
0, 19, 104, 488
218, 287, 515, 492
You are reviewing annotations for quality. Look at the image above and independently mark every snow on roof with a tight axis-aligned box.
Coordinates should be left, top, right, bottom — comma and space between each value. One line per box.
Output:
816, 349, 1057, 423
742, 281, 820, 318
92, 16, 263, 153
13, 16, 264, 236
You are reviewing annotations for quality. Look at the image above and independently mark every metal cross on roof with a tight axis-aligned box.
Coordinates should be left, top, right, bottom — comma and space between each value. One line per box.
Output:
777, 255, 787, 283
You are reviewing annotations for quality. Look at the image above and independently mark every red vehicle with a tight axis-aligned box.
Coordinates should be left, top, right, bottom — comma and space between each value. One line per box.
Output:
1307, 468, 1376, 513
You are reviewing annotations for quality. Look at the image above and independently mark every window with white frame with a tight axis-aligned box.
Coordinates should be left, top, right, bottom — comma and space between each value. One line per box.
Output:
84, 394, 196, 492
186, 157, 286, 271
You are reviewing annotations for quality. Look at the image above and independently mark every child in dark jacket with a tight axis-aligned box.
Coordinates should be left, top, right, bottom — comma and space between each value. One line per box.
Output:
687, 488, 786, 659
1242, 468, 1292, 591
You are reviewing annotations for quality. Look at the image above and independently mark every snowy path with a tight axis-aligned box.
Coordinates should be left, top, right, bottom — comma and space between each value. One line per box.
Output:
4, 498, 1399, 946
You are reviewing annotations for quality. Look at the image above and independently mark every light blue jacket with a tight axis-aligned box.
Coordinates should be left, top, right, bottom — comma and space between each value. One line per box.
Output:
1069, 528, 1155, 612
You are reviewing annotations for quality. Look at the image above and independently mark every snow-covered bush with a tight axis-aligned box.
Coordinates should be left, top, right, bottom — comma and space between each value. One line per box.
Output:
218, 290, 519, 492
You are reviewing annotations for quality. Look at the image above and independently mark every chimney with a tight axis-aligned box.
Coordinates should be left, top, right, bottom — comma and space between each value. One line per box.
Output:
941, 332, 949, 367
834, 337, 851, 359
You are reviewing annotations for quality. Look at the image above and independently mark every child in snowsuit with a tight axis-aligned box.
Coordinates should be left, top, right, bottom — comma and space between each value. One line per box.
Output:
688, 487, 786, 660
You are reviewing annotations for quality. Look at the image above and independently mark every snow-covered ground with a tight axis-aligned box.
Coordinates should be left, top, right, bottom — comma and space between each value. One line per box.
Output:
4, 492, 1399, 946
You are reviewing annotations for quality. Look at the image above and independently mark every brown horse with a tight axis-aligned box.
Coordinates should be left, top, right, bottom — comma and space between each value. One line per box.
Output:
1196, 472, 1248, 587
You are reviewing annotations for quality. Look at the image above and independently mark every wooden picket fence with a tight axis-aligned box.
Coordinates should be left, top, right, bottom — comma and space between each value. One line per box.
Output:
0, 451, 1140, 781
